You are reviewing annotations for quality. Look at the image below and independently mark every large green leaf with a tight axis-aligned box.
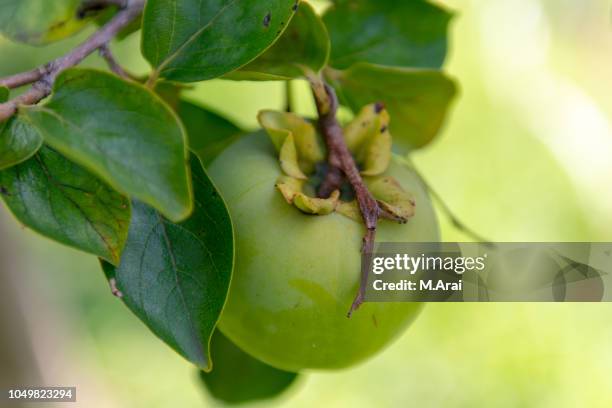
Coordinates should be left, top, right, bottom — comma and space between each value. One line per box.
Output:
227, 1, 329, 80
102, 157, 234, 370
21, 69, 193, 222
0, 146, 130, 264
323, 0, 452, 69
177, 100, 243, 166
200, 331, 298, 404
142, 0, 298, 82
328, 63, 457, 150
0, 0, 88, 45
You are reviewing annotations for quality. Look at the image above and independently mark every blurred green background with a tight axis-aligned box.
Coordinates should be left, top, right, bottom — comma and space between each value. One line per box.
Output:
1, 0, 612, 406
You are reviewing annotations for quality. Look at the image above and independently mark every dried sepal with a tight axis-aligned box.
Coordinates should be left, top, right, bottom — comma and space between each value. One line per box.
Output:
336, 200, 362, 221
276, 175, 304, 203
258, 110, 325, 174
343, 103, 392, 176
360, 125, 392, 176
279, 134, 307, 179
343, 104, 382, 153
294, 190, 340, 215
276, 175, 340, 216
366, 176, 416, 222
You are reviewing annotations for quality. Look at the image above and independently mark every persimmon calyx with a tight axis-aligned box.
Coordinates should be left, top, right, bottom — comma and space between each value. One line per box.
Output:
259, 104, 415, 222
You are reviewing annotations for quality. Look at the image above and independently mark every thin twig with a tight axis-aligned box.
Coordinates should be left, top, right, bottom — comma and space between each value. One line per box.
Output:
99, 44, 133, 80
310, 78, 381, 317
412, 165, 495, 246
0, 0, 144, 122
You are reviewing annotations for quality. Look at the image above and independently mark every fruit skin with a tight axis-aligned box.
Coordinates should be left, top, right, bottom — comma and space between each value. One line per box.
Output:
208, 131, 439, 371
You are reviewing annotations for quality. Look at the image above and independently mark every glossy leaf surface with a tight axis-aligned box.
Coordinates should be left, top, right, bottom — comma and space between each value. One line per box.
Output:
103, 158, 234, 370
323, 0, 451, 69
21, 69, 193, 222
142, 0, 298, 82
228, 1, 329, 80
0, 146, 130, 264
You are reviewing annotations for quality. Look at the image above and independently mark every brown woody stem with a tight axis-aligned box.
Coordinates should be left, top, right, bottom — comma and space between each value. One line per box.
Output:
310, 79, 380, 317
317, 159, 344, 199
0, 0, 144, 122
0, 67, 48, 90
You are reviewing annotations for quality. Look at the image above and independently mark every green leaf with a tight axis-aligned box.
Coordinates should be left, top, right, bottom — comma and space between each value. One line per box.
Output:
0, 116, 43, 170
323, 0, 452, 69
226, 1, 330, 80
0, 0, 89, 45
0, 86, 7, 101
0, 146, 130, 264
328, 63, 457, 150
177, 100, 243, 166
142, 0, 299, 82
102, 157, 234, 370
200, 331, 298, 404
21, 69, 193, 222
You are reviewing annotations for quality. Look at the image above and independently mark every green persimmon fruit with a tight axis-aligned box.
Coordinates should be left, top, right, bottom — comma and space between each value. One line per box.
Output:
208, 131, 439, 371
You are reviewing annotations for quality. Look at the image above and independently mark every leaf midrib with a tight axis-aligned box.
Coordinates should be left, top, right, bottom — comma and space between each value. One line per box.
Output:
154, 0, 240, 75
155, 211, 207, 364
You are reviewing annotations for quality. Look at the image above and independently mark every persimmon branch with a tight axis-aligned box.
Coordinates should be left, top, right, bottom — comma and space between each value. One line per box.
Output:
310, 78, 381, 317
0, 0, 144, 122
0, 67, 48, 90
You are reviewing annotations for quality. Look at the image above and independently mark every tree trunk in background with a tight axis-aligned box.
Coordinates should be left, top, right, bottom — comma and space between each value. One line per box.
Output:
0, 218, 42, 407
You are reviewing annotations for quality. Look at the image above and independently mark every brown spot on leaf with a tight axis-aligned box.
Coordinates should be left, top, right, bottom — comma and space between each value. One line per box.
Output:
374, 102, 385, 113
292, 1, 300, 12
